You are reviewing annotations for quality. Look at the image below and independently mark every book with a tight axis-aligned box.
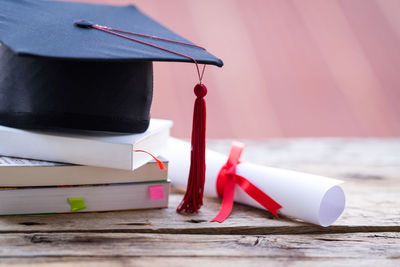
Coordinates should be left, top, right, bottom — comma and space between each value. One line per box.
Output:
0, 181, 170, 215
0, 119, 172, 170
0, 156, 168, 187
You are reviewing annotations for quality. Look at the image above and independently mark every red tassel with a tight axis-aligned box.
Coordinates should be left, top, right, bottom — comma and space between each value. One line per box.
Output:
177, 83, 207, 213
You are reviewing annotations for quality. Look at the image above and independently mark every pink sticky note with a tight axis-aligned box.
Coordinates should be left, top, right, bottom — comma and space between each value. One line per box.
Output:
149, 185, 164, 200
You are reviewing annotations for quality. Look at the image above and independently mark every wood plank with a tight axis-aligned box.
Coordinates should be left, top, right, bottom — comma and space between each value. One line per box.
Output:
0, 139, 398, 266
207, 139, 400, 180
1, 257, 399, 267
0, 180, 398, 234
0, 139, 398, 234
0, 232, 398, 258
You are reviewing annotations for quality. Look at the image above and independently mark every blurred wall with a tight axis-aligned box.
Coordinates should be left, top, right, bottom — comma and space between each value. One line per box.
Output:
74, 0, 400, 138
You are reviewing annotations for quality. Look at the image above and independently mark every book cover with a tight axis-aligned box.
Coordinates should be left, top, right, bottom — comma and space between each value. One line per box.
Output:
0, 181, 170, 215
0, 119, 172, 170
0, 156, 168, 187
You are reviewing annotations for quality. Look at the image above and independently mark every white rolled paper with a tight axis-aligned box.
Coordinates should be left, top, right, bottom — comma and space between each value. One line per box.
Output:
164, 138, 345, 227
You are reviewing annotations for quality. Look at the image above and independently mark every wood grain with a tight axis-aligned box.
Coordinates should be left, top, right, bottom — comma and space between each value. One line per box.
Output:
0, 139, 398, 266
1, 257, 399, 267
0, 180, 399, 235
1, 139, 398, 235
207, 138, 400, 179
0, 232, 398, 258
0, 257, 399, 267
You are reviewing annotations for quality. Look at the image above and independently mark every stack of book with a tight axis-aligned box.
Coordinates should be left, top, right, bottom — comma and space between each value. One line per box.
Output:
0, 119, 172, 215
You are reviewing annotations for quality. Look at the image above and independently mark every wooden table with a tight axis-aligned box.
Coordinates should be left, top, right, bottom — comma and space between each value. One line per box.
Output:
0, 139, 399, 266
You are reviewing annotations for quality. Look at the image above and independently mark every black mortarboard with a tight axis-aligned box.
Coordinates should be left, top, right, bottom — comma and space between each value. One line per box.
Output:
0, 0, 223, 214
0, 0, 223, 133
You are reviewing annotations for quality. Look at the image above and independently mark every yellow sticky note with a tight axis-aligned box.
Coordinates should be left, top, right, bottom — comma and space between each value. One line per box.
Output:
68, 197, 86, 212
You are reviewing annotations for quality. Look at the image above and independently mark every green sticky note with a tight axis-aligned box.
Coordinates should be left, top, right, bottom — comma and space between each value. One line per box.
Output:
68, 197, 86, 212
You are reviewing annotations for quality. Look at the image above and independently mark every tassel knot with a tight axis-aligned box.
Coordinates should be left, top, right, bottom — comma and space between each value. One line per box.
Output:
194, 83, 207, 98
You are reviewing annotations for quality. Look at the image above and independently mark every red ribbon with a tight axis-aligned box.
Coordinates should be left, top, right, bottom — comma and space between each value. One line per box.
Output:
134, 150, 166, 170
210, 142, 282, 223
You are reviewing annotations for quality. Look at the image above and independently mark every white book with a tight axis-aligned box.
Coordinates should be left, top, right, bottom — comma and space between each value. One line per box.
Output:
0, 181, 170, 215
0, 119, 172, 170
0, 156, 168, 187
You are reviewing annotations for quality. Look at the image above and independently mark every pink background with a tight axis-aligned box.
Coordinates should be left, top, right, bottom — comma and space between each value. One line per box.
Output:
74, 0, 400, 138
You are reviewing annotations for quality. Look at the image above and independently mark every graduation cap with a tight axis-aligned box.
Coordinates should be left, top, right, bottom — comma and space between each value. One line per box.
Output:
0, 0, 223, 213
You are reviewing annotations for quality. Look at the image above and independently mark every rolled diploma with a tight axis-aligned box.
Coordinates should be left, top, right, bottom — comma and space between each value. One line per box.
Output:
165, 138, 345, 227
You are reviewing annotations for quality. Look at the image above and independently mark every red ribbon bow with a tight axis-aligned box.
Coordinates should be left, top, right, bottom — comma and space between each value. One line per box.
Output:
211, 141, 282, 223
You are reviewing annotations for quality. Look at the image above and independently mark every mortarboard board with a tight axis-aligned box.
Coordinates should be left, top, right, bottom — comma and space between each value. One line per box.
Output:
0, 0, 222, 133
0, 0, 223, 214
